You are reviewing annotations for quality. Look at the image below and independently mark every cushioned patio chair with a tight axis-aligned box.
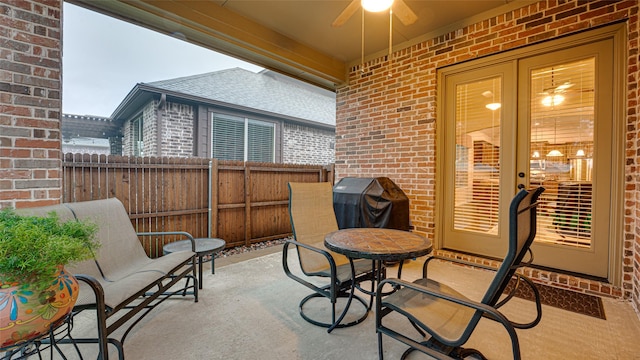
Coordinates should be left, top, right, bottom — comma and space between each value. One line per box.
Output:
283, 182, 375, 332
376, 187, 544, 359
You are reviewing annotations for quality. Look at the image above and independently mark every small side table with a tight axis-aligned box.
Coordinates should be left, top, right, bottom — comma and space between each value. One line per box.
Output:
163, 238, 226, 289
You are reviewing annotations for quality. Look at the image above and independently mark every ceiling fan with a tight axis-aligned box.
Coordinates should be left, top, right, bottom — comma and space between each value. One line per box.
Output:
332, 0, 418, 27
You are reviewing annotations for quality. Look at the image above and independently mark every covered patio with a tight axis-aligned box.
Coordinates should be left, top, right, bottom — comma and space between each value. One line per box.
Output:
43, 246, 640, 359
2, 0, 640, 358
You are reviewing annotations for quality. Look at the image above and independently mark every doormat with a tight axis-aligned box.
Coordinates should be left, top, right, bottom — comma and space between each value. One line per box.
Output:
504, 279, 606, 320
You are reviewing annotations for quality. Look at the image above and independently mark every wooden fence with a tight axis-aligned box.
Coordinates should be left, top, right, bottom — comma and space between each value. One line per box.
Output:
62, 154, 334, 257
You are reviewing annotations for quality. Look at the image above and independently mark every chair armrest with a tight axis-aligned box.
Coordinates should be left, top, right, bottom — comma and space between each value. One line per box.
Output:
74, 274, 106, 307
422, 256, 542, 329
73, 274, 110, 360
282, 238, 339, 284
137, 231, 196, 252
495, 273, 543, 329
423, 255, 497, 278
376, 277, 521, 359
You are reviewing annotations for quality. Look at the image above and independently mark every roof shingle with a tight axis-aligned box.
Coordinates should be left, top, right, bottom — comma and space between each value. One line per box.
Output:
147, 68, 336, 126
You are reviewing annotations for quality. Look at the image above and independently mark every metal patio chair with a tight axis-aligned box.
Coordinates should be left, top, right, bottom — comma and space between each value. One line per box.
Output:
376, 187, 545, 359
283, 182, 375, 332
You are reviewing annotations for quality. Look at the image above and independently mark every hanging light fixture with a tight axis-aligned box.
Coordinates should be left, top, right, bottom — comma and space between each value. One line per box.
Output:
360, 0, 395, 77
546, 118, 564, 157
361, 0, 394, 12
485, 103, 501, 110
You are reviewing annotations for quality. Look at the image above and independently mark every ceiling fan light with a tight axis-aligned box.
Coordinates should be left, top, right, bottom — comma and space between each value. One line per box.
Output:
542, 94, 565, 107
361, 0, 394, 12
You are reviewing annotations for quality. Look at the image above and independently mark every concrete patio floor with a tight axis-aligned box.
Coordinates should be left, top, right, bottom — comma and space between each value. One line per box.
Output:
27, 245, 640, 359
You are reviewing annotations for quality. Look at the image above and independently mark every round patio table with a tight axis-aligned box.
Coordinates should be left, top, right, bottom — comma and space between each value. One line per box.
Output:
163, 238, 226, 289
324, 228, 432, 332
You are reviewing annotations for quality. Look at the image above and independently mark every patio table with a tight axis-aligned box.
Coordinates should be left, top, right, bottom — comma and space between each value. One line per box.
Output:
163, 238, 226, 289
324, 228, 432, 331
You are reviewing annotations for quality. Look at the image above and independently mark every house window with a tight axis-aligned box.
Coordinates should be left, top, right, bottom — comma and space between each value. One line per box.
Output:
132, 116, 144, 156
211, 113, 275, 162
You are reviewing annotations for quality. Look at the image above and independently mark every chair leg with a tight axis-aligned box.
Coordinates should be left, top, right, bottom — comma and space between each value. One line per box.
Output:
378, 331, 384, 360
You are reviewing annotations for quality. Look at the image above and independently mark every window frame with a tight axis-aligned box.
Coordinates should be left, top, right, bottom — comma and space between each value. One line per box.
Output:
208, 110, 278, 162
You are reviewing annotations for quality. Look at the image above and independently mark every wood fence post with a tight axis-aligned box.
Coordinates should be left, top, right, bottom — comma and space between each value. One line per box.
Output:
211, 159, 219, 238
244, 164, 252, 247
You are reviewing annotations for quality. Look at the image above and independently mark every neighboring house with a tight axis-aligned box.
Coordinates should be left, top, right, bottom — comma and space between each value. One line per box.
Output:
61, 114, 122, 155
111, 68, 336, 165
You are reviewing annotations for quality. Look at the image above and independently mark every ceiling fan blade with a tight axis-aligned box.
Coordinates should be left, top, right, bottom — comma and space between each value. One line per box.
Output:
332, 0, 361, 27
393, 0, 418, 26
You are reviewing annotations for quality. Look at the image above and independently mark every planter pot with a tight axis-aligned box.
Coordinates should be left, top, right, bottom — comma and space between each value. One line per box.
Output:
0, 267, 79, 350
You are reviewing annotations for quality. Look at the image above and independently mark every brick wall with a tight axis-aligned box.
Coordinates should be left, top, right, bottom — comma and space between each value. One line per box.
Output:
123, 99, 333, 161
335, 0, 639, 305
122, 101, 156, 156
160, 102, 194, 157
0, 0, 62, 209
282, 123, 334, 165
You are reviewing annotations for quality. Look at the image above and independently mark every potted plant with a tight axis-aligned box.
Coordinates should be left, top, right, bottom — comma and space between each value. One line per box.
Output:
0, 208, 99, 350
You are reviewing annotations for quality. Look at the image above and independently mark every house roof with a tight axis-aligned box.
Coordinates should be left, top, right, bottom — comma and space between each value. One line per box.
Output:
112, 68, 336, 129
61, 114, 121, 139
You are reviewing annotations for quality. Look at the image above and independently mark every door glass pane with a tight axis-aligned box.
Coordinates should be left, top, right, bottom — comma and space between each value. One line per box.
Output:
530, 58, 595, 247
453, 77, 501, 234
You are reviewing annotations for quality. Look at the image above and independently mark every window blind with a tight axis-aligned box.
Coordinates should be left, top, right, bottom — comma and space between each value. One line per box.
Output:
212, 114, 244, 161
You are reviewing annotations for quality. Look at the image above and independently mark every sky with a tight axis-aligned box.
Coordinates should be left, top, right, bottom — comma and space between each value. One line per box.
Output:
62, 3, 264, 117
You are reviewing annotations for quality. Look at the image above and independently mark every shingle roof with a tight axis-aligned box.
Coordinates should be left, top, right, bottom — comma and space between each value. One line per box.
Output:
146, 68, 336, 126
62, 114, 121, 139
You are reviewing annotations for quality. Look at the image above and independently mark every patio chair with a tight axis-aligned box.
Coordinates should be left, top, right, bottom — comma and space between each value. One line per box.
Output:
376, 187, 544, 359
283, 182, 375, 332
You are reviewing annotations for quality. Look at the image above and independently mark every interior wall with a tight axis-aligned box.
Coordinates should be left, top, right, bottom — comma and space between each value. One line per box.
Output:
335, 0, 639, 310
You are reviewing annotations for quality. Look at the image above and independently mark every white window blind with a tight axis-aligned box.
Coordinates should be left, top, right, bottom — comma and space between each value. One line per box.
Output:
212, 114, 244, 161
453, 77, 501, 233
247, 119, 274, 162
530, 58, 595, 247
211, 114, 275, 162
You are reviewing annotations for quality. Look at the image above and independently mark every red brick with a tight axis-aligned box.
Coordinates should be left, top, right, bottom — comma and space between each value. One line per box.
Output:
0, 190, 31, 200
15, 199, 60, 209
14, 138, 58, 149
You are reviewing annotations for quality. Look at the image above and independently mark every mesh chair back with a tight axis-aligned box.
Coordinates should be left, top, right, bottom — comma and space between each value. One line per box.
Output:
447, 187, 543, 343
288, 182, 349, 274
66, 198, 152, 281
485, 187, 544, 306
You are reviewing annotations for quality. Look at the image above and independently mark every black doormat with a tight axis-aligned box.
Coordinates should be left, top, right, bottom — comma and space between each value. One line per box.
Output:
504, 279, 606, 320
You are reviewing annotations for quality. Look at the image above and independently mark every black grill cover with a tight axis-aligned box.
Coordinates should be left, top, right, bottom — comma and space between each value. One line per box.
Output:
333, 177, 409, 230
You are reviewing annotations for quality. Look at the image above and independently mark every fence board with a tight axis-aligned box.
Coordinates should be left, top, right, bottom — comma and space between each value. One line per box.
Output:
63, 155, 332, 256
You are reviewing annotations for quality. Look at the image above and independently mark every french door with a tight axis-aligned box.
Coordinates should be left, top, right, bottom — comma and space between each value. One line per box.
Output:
439, 32, 621, 279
